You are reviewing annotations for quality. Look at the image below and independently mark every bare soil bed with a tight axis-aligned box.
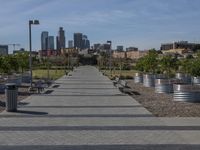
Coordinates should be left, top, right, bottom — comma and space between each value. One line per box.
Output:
0, 85, 30, 113
127, 80, 200, 117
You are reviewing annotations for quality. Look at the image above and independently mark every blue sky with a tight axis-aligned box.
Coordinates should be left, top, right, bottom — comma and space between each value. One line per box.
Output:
0, 0, 200, 53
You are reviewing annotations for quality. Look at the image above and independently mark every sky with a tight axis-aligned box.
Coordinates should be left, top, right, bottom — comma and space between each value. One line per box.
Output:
0, 0, 200, 53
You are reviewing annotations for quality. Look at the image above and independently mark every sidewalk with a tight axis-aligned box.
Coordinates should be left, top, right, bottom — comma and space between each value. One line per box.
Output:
0, 66, 200, 149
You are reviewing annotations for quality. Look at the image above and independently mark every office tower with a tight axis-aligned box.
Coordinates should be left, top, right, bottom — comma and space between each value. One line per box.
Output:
41, 31, 48, 50
86, 39, 90, 49
47, 36, 54, 50
68, 40, 73, 48
0, 45, 8, 55
81, 35, 90, 49
74, 33, 83, 49
56, 27, 66, 50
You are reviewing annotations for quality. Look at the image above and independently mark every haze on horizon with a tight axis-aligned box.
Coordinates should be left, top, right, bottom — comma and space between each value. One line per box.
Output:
0, 0, 200, 53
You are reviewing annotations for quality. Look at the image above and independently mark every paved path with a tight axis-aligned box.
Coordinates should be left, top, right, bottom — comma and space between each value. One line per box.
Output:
0, 66, 200, 149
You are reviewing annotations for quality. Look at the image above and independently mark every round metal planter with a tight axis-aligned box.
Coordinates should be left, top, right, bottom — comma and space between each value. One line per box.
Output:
143, 74, 155, 87
155, 79, 173, 94
192, 77, 200, 85
175, 73, 191, 84
173, 84, 200, 102
134, 73, 143, 83
0, 84, 6, 93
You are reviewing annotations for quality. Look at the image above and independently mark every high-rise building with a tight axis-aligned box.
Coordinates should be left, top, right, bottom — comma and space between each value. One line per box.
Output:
68, 40, 74, 48
47, 36, 54, 50
74, 33, 83, 49
41, 31, 48, 50
86, 39, 90, 49
0, 45, 8, 55
81, 35, 90, 49
56, 27, 66, 50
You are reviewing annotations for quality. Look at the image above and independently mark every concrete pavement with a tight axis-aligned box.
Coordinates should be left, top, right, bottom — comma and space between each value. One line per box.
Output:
0, 66, 200, 149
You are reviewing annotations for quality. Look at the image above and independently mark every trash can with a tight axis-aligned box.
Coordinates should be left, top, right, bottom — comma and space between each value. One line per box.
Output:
5, 83, 18, 112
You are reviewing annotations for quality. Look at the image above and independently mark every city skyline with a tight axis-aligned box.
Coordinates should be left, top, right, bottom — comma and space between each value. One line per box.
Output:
0, 0, 200, 53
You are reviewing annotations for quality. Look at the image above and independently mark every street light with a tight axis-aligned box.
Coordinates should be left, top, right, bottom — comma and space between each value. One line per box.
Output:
107, 41, 112, 75
29, 20, 40, 88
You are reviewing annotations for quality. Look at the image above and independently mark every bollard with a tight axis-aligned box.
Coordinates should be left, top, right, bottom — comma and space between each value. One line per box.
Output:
5, 83, 18, 112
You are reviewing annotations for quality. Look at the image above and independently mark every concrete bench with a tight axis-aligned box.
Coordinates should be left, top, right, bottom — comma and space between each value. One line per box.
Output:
117, 80, 133, 95
113, 77, 120, 86
29, 80, 47, 94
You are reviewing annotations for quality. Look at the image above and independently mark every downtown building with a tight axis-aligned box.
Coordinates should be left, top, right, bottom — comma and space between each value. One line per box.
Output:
68, 40, 74, 48
74, 33, 83, 50
56, 27, 66, 50
41, 31, 48, 50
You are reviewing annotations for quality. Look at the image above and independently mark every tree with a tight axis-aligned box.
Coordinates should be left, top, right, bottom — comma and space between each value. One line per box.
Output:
143, 49, 158, 73
159, 55, 178, 77
15, 52, 29, 73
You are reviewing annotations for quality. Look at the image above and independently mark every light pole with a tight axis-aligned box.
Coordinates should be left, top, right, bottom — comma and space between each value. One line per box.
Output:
29, 20, 40, 87
107, 41, 112, 75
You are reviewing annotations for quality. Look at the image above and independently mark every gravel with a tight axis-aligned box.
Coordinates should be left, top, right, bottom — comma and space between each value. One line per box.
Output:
127, 80, 200, 117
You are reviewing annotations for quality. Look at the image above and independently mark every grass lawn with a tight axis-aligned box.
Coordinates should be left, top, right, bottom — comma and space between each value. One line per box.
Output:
33, 69, 67, 80
102, 69, 137, 79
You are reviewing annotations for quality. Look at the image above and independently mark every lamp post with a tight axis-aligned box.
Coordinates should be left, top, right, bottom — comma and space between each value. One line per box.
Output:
107, 41, 112, 75
29, 20, 40, 87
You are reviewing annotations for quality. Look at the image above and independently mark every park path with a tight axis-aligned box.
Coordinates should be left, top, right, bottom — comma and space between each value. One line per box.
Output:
0, 66, 200, 149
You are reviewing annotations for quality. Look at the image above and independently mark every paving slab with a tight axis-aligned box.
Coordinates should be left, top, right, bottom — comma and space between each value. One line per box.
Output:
0, 66, 200, 149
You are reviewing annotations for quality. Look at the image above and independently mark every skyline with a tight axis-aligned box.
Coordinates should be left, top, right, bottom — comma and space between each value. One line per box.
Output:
0, 0, 200, 53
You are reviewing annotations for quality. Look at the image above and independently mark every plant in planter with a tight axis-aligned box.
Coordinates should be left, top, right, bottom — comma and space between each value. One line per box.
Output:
142, 49, 158, 87
176, 58, 193, 83
159, 55, 178, 78
154, 55, 175, 93
190, 57, 200, 84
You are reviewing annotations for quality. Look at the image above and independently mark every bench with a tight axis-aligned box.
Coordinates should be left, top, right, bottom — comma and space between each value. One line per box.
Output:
117, 80, 133, 95
29, 80, 47, 94
113, 77, 120, 86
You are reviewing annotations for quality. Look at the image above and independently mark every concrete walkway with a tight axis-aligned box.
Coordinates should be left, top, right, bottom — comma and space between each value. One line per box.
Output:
0, 66, 200, 149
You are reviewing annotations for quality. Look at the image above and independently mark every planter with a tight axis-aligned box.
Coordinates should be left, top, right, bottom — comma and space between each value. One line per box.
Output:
155, 78, 173, 94
192, 77, 200, 85
175, 73, 191, 84
143, 74, 155, 87
173, 84, 200, 102
134, 73, 143, 83
0, 84, 5, 93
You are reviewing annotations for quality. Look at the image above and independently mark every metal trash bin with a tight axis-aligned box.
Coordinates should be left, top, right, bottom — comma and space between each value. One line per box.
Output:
5, 83, 18, 112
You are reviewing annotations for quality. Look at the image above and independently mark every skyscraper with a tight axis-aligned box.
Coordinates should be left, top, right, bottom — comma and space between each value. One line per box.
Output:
41, 31, 48, 50
56, 27, 66, 50
68, 40, 73, 48
47, 36, 54, 50
74, 33, 83, 49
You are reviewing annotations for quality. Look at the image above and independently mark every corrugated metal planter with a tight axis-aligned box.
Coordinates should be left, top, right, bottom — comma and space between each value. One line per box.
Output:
155, 78, 173, 94
175, 73, 191, 84
173, 84, 200, 102
134, 73, 143, 83
192, 77, 200, 85
143, 74, 155, 87
0, 84, 6, 93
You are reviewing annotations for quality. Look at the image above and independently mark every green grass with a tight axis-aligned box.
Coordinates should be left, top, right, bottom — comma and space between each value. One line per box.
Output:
102, 69, 137, 79
33, 69, 67, 80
